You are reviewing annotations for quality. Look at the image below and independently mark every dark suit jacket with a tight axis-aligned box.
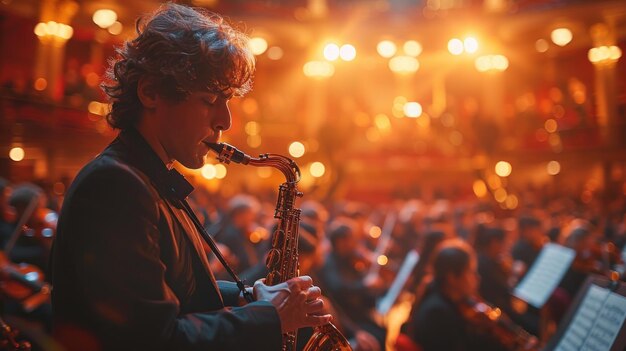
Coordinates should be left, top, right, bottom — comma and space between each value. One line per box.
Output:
51, 129, 282, 351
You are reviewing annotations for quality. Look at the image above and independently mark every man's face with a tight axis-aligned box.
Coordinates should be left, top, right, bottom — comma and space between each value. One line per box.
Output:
154, 91, 232, 169
448, 257, 479, 297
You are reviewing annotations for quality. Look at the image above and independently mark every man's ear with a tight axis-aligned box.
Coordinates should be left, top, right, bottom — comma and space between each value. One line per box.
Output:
137, 77, 158, 108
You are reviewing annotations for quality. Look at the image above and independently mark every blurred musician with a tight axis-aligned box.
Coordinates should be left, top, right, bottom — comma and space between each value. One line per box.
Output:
404, 239, 536, 351
319, 218, 387, 350
511, 216, 547, 279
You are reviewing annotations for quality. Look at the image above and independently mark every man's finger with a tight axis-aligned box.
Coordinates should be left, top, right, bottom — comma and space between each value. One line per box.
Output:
304, 298, 324, 314
305, 286, 322, 301
303, 314, 332, 327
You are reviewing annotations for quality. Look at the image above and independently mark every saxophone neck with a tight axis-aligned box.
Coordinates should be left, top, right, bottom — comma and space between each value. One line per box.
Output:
206, 142, 301, 183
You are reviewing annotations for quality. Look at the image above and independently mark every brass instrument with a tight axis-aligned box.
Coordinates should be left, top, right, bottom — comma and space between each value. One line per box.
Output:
206, 142, 352, 351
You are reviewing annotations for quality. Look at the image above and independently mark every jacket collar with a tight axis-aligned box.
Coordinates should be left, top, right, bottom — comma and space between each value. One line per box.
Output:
114, 128, 195, 201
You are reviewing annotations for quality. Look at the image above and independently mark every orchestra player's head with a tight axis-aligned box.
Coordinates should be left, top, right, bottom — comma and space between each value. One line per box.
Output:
102, 3, 255, 169
431, 239, 479, 301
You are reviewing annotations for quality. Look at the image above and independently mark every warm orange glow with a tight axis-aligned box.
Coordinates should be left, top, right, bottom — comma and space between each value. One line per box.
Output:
463, 37, 479, 53
34, 78, 47, 91
303, 61, 334, 78
403, 102, 422, 118
9, 147, 24, 162
505, 194, 519, 209
323, 43, 340, 61
551, 28, 572, 47
339, 44, 356, 61
310, 162, 325, 177
215, 164, 227, 179
249, 37, 268, 55
475, 55, 508, 72
547, 161, 561, 175
247, 135, 262, 148
544, 119, 558, 133
495, 161, 512, 177
377, 255, 389, 266
267, 46, 284, 60
34, 21, 73, 40
588, 45, 622, 64
403, 40, 422, 56
494, 188, 508, 202
107, 21, 123, 35
377, 40, 397, 58
93, 9, 117, 29
369, 226, 382, 238
388, 55, 419, 74
201, 164, 217, 179
288, 142, 305, 158
257, 167, 272, 178
448, 38, 464, 55
487, 174, 501, 189
473, 180, 488, 198
535, 39, 549, 53
245, 121, 260, 135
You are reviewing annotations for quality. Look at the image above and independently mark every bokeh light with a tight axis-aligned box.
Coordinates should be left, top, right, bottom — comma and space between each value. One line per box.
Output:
495, 161, 512, 177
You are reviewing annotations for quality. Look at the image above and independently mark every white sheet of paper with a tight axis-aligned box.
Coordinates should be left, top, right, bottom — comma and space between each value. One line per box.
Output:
513, 243, 576, 308
554, 285, 626, 351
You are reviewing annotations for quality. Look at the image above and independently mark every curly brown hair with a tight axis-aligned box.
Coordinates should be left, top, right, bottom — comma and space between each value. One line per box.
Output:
102, 3, 255, 130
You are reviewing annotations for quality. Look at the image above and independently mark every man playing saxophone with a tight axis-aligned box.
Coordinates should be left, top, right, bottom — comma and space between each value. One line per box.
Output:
50, 4, 331, 350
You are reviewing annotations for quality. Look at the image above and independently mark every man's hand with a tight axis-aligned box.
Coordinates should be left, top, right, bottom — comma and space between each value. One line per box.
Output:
253, 275, 332, 333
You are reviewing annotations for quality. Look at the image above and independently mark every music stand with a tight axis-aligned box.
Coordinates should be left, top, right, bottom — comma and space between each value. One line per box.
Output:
542, 274, 626, 351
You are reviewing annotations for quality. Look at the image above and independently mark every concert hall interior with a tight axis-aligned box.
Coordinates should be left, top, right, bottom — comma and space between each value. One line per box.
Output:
0, 0, 626, 350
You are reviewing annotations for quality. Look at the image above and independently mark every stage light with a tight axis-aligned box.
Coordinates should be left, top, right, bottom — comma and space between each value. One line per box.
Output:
495, 161, 512, 177
249, 37, 268, 55
388, 55, 419, 74
369, 226, 382, 238
551, 28, 572, 47
403, 40, 422, 57
544, 119, 558, 133
547, 161, 561, 175
377, 40, 397, 58
9, 147, 24, 162
267, 46, 283, 60
201, 164, 217, 179
245, 121, 260, 135
473, 180, 488, 198
303, 61, 335, 78
215, 164, 227, 179
463, 37, 478, 53
448, 38, 464, 55
403, 102, 422, 118
310, 162, 325, 177
107, 21, 123, 35
339, 44, 356, 61
288, 141, 305, 158
323, 43, 340, 61
93, 9, 117, 29
535, 39, 549, 53
34, 78, 47, 91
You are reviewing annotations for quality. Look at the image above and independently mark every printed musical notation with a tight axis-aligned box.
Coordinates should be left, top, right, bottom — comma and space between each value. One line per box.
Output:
513, 243, 576, 308
554, 285, 626, 351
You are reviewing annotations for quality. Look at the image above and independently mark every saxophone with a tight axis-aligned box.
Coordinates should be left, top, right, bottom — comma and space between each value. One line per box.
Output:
206, 142, 352, 351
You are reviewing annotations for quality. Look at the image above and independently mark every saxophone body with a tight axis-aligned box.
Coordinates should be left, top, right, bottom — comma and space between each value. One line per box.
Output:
206, 142, 352, 351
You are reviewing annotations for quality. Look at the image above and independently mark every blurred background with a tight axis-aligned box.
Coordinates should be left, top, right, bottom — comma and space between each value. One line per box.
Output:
0, 0, 624, 205
1, 1, 626, 350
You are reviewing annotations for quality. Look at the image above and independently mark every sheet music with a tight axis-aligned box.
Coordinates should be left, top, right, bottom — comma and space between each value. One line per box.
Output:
513, 243, 576, 308
554, 285, 626, 351
376, 250, 419, 315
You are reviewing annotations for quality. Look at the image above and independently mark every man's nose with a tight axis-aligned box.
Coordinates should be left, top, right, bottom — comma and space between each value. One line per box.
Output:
214, 102, 232, 132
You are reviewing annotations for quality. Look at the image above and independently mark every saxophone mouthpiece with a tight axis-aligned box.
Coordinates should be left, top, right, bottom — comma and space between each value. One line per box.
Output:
203, 141, 251, 165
